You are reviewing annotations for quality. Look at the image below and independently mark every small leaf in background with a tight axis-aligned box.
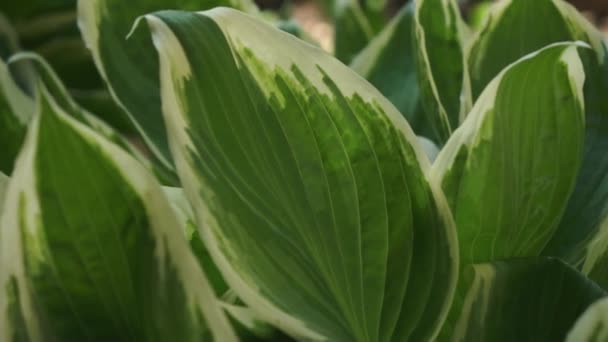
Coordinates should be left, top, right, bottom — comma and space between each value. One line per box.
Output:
414, 0, 471, 144
147, 8, 458, 341
0, 82, 236, 341
441, 257, 606, 341
77, 0, 259, 176
333, 0, 385, 63
350, 4, 419, 124
567, 297, 608, 342
468, 0, 601, 100
432, 43, 585, 265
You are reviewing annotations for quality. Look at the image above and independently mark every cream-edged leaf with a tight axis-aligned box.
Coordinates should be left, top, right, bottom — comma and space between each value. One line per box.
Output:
147, 8, 458, 341
350, 4, 420, 126
432, 43, 586, 264
0, 83, 236, 341
442, 257, 606, 341
77, 0, 258, 175
414, 0, 471, 144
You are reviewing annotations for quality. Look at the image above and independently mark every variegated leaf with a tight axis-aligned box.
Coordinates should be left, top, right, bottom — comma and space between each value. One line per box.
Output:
77, 0, 258, 176
441, 257, 606, 341
146, 8, 458, 341
432, 43, 586, 264
468, 0, 608, 284
414, 0, 471, 144
0, 82, 236, 342
350, 4, 420, 127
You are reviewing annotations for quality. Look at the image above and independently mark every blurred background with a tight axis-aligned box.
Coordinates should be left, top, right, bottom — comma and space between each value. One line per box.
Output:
263, 0, 608, 53
2, 0, 607, 137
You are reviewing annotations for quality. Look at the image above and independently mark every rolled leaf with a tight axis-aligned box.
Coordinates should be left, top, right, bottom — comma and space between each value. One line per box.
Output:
431, 43, 586, 264
441, 257, 606, 341
567, 297, 608, 342
77, 0, 258, 173
0, 83, 236, 341
414, 0, 471, 144
147, 8, 458, 341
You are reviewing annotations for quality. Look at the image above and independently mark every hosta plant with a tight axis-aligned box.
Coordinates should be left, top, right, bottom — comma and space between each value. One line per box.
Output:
1, 0, 608, 341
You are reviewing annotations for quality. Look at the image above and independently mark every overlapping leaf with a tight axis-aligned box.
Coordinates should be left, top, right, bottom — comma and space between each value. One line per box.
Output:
77, 0, 258, 177
0, 81, 236, 341
414, 0, 471, 144
146, 8, 458, 341
432, 43, 586, 264
440, 257, 606, 341
334, 0, 384, 63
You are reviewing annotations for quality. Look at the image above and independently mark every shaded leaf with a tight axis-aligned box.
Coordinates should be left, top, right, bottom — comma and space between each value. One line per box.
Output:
350, 4, 419, 123
567, 297, 608, 342
441, 257, 606, 341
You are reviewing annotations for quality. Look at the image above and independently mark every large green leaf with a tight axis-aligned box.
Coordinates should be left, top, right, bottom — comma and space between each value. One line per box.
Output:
469, 0, 608, 279
146, 8, 458, 341
350, 4, 419, 124
567, 297, 608, 342
0, 82, 236, 341
440, 257, 606, 341
414, 0, 471, 144
77, 0, 258, 175
431, 43, 586, 265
